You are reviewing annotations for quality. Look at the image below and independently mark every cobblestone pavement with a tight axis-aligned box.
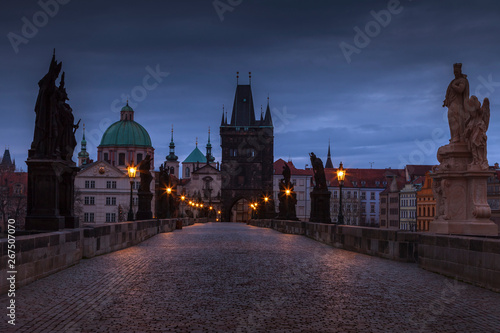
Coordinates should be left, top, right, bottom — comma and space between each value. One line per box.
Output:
1, 223, 500, 333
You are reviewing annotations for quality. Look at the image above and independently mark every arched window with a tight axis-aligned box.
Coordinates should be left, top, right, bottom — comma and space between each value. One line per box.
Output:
185, 167, 190, 178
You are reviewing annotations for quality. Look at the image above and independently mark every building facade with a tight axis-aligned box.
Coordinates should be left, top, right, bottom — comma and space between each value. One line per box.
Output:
220, 78, 274, 222
273, 159, 312, 220
399, 183, 417, 231
416, 172, 435, 232
75, 103, 155, 223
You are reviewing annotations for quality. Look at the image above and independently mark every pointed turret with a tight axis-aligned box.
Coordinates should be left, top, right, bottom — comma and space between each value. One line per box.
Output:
220, 107, 225, 126
263, 97, 273, 127
230, 82, 256, 126
325, 140, 334, 169
77, 124, 90, 167
166, 125, 178, 162
206, 127, 215, 163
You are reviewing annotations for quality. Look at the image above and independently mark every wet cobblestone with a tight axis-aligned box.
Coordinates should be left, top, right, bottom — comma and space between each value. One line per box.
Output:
1, 223, 499, 332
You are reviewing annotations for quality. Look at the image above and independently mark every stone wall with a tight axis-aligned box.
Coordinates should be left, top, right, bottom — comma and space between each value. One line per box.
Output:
419, 234, 500, 292
249, 219, 417, 262
1, 218, 193, 294
249, 219, 500, 292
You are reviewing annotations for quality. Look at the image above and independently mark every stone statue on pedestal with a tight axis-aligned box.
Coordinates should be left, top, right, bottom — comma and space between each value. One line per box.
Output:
26, 52, 80, 230
430, 63, 498, 236
443, 63, 470, 144
136, 154, 153, 220
277, 163, 298, 220
309, 152, 331, 223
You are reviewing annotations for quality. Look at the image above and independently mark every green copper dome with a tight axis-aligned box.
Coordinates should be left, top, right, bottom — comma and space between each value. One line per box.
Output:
99, 120, 152, 147
121, 104, 134, 112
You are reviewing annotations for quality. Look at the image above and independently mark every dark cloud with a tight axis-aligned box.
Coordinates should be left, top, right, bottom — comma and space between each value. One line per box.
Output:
2, 0, 500, 170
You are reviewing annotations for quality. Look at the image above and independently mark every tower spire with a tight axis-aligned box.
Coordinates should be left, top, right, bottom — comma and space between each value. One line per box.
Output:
325, 139, 334, 169
236, 71, 239, 85
221, 105, 225, 126
77, 123, 90, 167
166, 125, 178, 162
206, 127, 214, 164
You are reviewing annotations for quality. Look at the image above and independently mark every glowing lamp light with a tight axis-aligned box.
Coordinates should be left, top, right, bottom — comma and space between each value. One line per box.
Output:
209, 206, 213, 210
181, 195, 186, 201
337, 162, 346, 182
217, 211, 221, 214
264, 197, 269, 202
128, 166, 137, 179
166, 187, 172, 194
285, 189, 291, 195
201, 204, 204, 208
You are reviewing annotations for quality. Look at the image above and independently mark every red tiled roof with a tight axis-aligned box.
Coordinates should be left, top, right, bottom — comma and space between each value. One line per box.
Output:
274, 159, 313, 176
325, 168, 405, 188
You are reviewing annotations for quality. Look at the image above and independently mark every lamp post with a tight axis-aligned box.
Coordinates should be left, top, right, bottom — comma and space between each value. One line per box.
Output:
180, 195, 186, 218
337, 161, 345, 225
127, 162, 137, 221
166, 187, 172, 218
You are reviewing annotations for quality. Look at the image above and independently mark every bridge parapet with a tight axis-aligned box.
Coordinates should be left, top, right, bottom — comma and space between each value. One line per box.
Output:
249, 219, 500, 292
1, 218, 194, 294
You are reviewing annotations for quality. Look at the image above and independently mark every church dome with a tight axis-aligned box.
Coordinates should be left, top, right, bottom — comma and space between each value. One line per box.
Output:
99, 103, 152, 147
99, 121, 152, 147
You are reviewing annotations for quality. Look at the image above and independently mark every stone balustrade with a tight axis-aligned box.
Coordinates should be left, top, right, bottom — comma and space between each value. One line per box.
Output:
248, 219, 500, 292
0, 218, 193, 294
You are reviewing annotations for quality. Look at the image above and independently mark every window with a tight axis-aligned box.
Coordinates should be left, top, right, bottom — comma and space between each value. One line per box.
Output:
84, 197, 95, 205
370, 192, 375, 200
361, 181, 366, 187
106, 181, 117, 189
137, 153, 143, 163
381, 208, 386, 215
361, 192, 366, 200
347, 191, 351, 199
370, 204, 375, 213
353, 192, 357, 199
84, 213, 94, 222
119, 153, 125, 166
333, 191, 338, 199
390, 197, 398, 204
106, 197, 117, 206
104, 153, 109, 162
14, 184, 23, 195
133, 197, 138, 206
381, 197, 386, 204
85, 180, 95, 189
229, 149, 238, 157
185, 167, 190, 178
105, 213, 116, 222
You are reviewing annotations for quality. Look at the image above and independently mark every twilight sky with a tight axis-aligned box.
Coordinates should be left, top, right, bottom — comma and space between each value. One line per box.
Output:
2, 0, 500, 171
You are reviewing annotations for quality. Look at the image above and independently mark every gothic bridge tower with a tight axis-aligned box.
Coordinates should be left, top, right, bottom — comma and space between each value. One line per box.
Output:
220, 72, 274, 222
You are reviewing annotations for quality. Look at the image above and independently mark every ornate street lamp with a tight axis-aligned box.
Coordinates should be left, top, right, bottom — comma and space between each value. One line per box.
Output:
337, 162, 345, 225
180, 195, 186, 218
166, 187, 172, 218
127, 162, 137, 221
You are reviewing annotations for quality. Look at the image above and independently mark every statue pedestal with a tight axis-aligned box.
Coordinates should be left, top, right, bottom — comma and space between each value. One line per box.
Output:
309, 189, 331, 223
25, 159, 79, 230
136, 191, 153, 220
430, 143, 498, 236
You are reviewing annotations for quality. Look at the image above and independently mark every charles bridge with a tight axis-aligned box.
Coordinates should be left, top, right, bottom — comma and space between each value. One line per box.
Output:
1, 219, 499, 332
